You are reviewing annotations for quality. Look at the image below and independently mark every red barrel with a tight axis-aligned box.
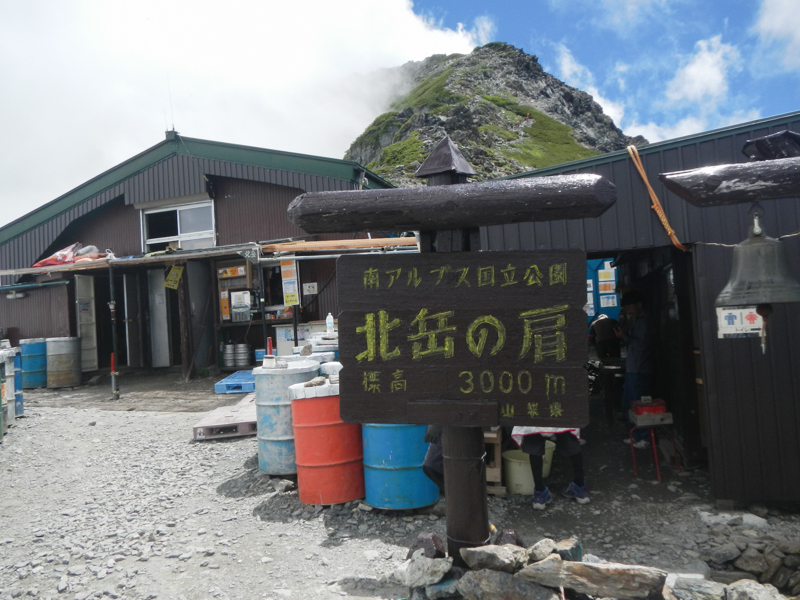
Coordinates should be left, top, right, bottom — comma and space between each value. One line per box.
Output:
290, 383, 364, 505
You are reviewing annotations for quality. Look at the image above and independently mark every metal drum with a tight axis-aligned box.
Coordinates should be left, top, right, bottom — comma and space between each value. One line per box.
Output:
19, 338, 47, 388
362, 424, 440, 510
290, 375, 364, 505
222, 344, 235, 368
254, 360, 320, 475
46, 337, 82, 388
13, 350, 23, 417
234, 343, 251, 367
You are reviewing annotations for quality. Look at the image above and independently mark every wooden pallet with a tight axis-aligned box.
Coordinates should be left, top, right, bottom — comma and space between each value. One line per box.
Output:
193, 394, 257, 440
484, 426, 506, 496
214, 370, 255, 394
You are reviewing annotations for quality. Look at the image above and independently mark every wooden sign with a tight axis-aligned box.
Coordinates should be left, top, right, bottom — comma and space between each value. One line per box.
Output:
337, 250, 588, 427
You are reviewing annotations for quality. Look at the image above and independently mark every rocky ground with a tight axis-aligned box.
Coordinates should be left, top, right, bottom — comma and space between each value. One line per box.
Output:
1, 369, 799, 600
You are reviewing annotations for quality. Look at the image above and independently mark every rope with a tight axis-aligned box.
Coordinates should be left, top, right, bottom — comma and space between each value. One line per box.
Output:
627, 145, 688, 251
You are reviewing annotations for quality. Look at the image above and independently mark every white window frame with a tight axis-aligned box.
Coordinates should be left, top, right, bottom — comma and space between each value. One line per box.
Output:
140, 200, 216, 253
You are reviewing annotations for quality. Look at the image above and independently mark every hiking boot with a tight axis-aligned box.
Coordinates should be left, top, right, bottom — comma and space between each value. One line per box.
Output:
532, 487, 552, 510
562, 481, 590, 504
622, 437, 650, 450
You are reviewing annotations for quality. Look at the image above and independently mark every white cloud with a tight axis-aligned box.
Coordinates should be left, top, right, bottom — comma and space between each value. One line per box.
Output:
468, 16, 497, 46
753, 0, 800, 70
626, 108, 762, 143
664, 36, 741, 106
0, 0, 483, 227
548, 0, 673, 36
555, 44, 626, 126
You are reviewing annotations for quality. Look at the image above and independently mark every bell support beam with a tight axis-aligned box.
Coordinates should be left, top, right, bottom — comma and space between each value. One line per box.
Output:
287, 174, 616, 233
659, 156, 800, 207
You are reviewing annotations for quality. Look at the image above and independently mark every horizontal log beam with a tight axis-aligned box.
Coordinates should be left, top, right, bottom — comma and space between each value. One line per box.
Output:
287, 174, 616, 233
659, 156, 800, 207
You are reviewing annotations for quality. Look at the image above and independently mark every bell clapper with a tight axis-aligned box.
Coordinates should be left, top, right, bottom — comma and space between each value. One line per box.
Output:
756, 303, 772, 354
749, 202, 763, 236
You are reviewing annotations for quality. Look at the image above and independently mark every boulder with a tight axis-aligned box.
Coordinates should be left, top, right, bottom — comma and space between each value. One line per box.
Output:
407, 533, 447, 560
668, 576, 726, 600
456, 569, 559, 600
460, 544, 529, 573
710, 542, 741, 564
393, 549, 453, 588
528, 539, 557, 563
725, 579, 784, 600
734, 548, 769, 575
518, 554, 667, 599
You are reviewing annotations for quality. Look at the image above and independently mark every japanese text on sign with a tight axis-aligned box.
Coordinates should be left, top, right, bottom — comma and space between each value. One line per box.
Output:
336, 251, 588, 427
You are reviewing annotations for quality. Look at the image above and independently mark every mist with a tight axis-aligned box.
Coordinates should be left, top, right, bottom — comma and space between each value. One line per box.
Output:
0, 1, 489, 228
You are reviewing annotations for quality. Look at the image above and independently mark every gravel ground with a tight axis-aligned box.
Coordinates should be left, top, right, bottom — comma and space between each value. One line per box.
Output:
2, 372, 799, 600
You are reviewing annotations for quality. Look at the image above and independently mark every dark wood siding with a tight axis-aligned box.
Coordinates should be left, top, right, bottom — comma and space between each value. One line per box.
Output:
482, 112, 800, 504
43, 197, 141, 259
213, 178, 309, 245
0, 283, 72, 341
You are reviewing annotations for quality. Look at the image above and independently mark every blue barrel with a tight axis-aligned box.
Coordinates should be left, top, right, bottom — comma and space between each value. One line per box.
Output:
20, 338, 46, 389
13, 350, 23, 416
362, 424, 440, 509
253, 360, 320, 475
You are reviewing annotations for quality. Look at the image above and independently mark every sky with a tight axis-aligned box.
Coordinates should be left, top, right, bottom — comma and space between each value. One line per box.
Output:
1, 0, 798, 229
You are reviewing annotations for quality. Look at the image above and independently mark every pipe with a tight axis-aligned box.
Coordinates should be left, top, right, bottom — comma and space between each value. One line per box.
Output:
0, 281, 70, 293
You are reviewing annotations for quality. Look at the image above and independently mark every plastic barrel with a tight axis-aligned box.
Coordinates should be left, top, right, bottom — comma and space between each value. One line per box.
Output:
19, 338, 46, 389
362, 424, 440, 510
290, 382, 364, 505
253, 360, 320, 475
46, 337, 82, 388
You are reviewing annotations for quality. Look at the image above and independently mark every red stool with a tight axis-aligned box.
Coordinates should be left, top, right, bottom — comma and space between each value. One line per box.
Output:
628, 411, 680, 481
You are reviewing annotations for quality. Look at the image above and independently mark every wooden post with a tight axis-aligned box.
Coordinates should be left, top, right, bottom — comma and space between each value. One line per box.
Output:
177, 265, 193, 381
416, 138, 489, 567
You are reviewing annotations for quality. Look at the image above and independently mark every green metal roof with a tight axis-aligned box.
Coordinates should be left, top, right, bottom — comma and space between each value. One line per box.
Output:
0, 133, 394, 245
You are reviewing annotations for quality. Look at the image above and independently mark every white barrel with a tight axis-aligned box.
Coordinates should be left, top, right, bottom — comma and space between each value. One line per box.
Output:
222, 344, 235, 367
46, 337, 81, 388
254, 360, 320, 475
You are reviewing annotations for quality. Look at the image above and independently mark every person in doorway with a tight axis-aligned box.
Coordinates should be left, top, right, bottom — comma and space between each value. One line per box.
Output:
511, 426, 589, 510
615, 291, 657, 449
589, 313, 621, 359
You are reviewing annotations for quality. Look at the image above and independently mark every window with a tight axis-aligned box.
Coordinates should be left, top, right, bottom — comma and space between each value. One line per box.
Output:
142, 201, 215, 252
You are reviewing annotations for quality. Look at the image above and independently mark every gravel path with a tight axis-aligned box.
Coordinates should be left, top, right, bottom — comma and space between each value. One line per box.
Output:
3, 391, 799, 600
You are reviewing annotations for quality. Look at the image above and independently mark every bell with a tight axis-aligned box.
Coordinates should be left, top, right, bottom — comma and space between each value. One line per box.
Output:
715, 224, 800, 307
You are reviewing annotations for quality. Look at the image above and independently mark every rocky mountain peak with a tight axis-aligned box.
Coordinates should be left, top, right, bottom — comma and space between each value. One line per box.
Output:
345, 42, 646, 187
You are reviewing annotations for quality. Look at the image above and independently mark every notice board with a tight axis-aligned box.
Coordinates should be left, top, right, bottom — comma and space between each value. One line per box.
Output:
337, 250, 588, 427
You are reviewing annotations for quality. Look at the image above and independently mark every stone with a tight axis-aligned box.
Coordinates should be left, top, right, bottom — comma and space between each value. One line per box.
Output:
272, 479, 295, 493
393, 550, 453, 588
518, 554, 667, 599
710, 570, 758, 585
710, 543, 741, 564
759, 552, 783, 583
425, 568, 466, 600
406, 533, 447, 560
460, 544, 529, 574
456, 569, 558, 600
784, 554, 800, 569
777, 540, 800, 555
493, 529, 525, 548
726, 579, 785, 600
669, 576, 726, 600
734, 548, 769, 575
528, 539, 556, 563
770, 566, 793, 590
555, 536, 582, 562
